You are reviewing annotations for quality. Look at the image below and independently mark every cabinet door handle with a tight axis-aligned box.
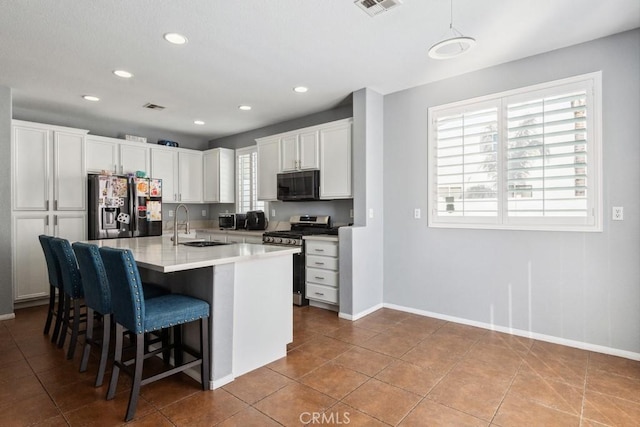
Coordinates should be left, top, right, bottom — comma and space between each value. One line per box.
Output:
54, 200, 58, 210
45, 216, 49, 226
315, 276, 325, 280
314, 248, 324, 252
314, 262, 325, 265
54, 215, 58, 226
314, 292, 325, 296
174, 194, 177, 201
45, 200, 49, 210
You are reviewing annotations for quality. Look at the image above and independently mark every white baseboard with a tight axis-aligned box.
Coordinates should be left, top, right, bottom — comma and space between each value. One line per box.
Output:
383, 302, 640, 362
211, 374, 234, 389
0, 313, 16, 321
339, 303, 384, 321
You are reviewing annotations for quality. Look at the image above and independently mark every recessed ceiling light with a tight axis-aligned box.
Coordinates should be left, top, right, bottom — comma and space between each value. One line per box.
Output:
293, 86, 308, 93
113, 70, 133, 78
82, 95, 100, 102
238, 105, 252, 111
194, 120, 205, 125
163, 32, 188, 45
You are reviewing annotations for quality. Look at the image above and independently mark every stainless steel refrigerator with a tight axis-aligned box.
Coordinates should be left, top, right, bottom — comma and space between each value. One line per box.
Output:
88, 174, 163, 240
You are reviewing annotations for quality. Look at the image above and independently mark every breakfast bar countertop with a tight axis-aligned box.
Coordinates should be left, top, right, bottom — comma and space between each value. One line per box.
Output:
85, 235, 300, 273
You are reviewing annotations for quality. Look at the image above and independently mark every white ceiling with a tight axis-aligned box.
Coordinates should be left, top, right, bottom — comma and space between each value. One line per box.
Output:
1, 0, 638, 140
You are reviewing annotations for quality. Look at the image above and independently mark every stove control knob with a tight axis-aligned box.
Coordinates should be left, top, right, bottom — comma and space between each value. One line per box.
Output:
275, 238, 282, 244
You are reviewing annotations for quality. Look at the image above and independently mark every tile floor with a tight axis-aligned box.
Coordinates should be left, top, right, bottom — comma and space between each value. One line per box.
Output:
1, 305, 639, 426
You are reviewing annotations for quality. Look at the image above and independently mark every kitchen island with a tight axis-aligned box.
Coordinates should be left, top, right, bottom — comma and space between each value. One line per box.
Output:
85, 235, 300, 388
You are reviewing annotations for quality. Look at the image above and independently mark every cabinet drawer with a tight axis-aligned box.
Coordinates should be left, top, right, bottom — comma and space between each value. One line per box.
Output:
305, 240, 338, 257
306, 267, 338, 287
306, 283, 338, 304
306, 255, 338, 270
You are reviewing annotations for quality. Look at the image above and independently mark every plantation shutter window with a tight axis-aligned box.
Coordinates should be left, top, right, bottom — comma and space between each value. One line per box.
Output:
236, 147, 265, 213
428, 72, 601, 232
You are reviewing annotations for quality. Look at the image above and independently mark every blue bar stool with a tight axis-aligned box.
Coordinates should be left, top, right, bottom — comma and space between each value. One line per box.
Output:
38, 235, 64, 343
50, 237, 86, 360
100, 247, 210, 422
72, 242, 170, 387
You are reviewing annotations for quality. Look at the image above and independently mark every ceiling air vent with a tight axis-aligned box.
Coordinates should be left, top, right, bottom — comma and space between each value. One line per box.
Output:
143, 103, 165, 111
355, 0, 402, 17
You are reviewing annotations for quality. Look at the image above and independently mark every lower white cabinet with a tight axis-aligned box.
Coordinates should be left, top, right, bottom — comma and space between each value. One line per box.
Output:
305, 239, 339, 305
196, 231, 264, 244
12, 212, 86, 301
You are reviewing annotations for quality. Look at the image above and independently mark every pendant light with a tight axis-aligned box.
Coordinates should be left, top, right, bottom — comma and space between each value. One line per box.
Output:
428, 0, 476, 59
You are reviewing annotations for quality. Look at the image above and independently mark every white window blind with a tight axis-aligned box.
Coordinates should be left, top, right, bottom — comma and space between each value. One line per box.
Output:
428, 72, 602, 232
236, 146, 265, 213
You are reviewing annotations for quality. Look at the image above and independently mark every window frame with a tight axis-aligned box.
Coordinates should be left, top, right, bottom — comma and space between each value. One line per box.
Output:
428, 72, 602, 232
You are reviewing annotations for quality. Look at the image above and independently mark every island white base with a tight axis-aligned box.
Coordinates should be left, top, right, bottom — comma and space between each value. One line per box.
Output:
140, 254, 293, 389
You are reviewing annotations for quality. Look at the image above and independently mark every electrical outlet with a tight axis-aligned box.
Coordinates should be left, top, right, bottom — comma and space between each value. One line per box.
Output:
201, 209, 207, 217
349, 209, 353, 218
368, 208, 374, 219
168, 210, 174, 218
612, 206, 624, 221
414, 208, 421, 219
271, 209, 276, 217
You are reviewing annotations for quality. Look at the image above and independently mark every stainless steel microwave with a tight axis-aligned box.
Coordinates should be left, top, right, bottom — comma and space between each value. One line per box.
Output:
277, 170, 320, 201
219, 213, 246, 230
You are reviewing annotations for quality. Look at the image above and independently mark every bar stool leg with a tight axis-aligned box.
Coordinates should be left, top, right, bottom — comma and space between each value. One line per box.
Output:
95, 313, 111, 387
125, 334, 145, 422
66, 298, 81, 360
57, 294, 70, 348
80, 307, 94, 372
173, 325, 183, 366
43, 285, 56, 335
106, 323, 124, 401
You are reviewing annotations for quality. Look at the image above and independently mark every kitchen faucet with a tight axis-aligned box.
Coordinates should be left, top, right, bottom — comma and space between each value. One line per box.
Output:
173, 204, 190, 246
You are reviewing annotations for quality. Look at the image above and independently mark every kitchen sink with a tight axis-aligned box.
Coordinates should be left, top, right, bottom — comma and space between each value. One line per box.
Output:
180, 241, 229, 247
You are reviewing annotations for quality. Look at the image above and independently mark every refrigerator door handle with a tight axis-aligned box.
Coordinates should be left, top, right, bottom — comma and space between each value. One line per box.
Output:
130, 179, 137, 236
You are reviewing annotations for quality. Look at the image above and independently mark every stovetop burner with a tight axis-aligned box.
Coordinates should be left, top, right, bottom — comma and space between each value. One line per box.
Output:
263, 215, 338, 246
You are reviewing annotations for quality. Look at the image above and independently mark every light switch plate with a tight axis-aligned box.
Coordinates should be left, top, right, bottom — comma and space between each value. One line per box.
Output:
414, 208, 421, 219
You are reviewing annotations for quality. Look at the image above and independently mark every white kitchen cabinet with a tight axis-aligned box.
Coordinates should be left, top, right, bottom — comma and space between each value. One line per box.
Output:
12, 121, 87, 211
319, 119, 352, 199
178, 150, 203, 203
120, 141, 150, 175
305, 239, 339, 306
86, 135, 119, 173
256, 137, 280, 201
150, 147, 179, 202
12, 212, 86, 301
203, 148, 235, 203
280, 131, 319, 172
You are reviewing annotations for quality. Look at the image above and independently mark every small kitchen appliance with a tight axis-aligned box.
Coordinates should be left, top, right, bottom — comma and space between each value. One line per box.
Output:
218, 213, 247, 230
246, 210, 268, 230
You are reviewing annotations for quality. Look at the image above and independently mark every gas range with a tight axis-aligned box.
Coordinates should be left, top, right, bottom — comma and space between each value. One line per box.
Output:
262, 215, 337, 247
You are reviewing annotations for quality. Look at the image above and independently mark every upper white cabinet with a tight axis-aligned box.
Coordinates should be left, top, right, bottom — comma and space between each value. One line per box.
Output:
86, 135, 119, 173
319, 119, 352, 199
12, 121, 87, 211
86, 135, 150, 175
203, 148, 235, 203
256, 137, 280, 201
280, 130, 319, 172
177, 150, 203, 203
256, 118, 352, 200
150, 147, 179, 202
150, 147, 203, 203
119, 141, 149, 175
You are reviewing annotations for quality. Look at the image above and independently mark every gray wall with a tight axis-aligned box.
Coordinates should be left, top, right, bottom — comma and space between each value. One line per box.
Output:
340, 88, 385, 318
208, 104, 353, 151
0, 87, 13, 316
13, 106, 209, 150
383, 29, 640, 354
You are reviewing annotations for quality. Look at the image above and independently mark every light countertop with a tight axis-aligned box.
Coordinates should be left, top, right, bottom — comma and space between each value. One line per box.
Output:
84, 236, 300, 273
